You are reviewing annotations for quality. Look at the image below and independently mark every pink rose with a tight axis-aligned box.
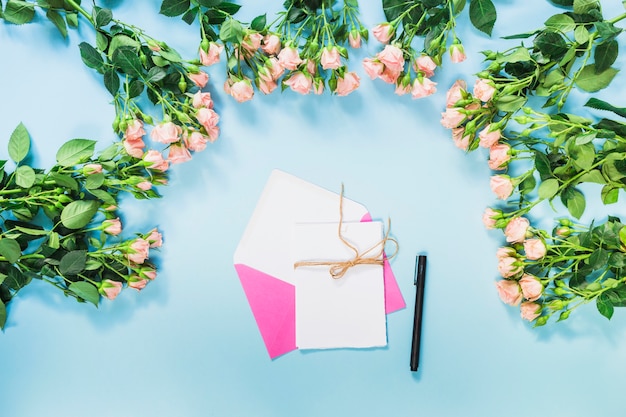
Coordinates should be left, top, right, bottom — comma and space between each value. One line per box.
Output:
372, 23, 394, 44
490, 174, 514, 200
123, 138, 145, 158
259, 79, 278, 95
128, 275, 148, 291
103, 218, 122, 235
242, 32, 263, 55
146, 228, 163, 248
498, 256, 522, 278
196, 107, 219, 131
414, 55, 437, 78
284, 71, 312, 95
223, 78, 233, 95
377, 44, 404, 74
440, 108, 465, 129
199, 42, 224, 66
504, 217, 530, 243
519, 274, 543, 301
520, 301, 541, 321
313, 78, 324, 95
473, 78, 496, 102
83, 163, 102, 175
321, 46, 342, 70
150, 122, 182, 144
479, 124, 501, 148
450, 43, 466, 63
348, 30, 361, 48
482, 207, 499, 230
496, 246, 516, 261
335, 72, 360, 96
192, 91, 214, 109
411, 77, 437, 98
488, 143, 511, 170
143, 150, 169, 172
100, 279, 123, 300
305, 59, 317, 75
127, 238, 150, 264
277, 46, 303, 70
188, 71, 209, 88
185, 131, 208, 152
395, 83, 411, 96
168, 143, 192, 164
125, 119, 146, 141
523, 238, 547, 260
230, 79, 254, 103
362, 58, 384, 79
261, 34, 281, 55
137, 181, 152, 191
451, 127, 470, 150
379, 66, 401, 84
140, 268, 157, 280
446, 79, 467, 108
267, 57, 285, 79
495, 280, 523, 305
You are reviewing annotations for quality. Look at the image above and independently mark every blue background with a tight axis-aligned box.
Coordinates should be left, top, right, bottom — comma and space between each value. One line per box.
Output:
2, 1, 626, 416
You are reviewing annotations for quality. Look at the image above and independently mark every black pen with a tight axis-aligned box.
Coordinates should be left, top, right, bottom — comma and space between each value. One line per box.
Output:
410, 255, 427, 372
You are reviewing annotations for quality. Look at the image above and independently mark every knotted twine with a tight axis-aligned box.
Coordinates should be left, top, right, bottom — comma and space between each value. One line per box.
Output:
293, 185, 398, 279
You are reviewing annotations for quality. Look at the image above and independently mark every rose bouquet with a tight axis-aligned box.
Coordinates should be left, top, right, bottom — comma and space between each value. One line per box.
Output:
161, 0, 366, 100
0, 123, 164, 329
440, 0, 626, 324
362, 0, 496, 99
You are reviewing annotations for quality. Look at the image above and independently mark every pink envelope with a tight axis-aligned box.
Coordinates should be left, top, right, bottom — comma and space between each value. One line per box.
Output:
233, 170, 405, 359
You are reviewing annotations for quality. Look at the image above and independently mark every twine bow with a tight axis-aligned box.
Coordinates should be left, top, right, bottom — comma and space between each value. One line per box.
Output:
293, 184, 398, 279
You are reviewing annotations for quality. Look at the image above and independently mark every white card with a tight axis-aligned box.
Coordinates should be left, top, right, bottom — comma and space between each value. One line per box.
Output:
293, 221, 387, 349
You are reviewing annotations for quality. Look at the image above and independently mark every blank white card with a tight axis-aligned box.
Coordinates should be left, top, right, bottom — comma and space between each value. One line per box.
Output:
293, 221, 387, 349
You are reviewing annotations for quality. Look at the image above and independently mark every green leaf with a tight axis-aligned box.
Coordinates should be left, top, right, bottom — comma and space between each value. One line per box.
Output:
4, 266, 31, 291
0, 299, 6, 330
48, 172, 78, 190
382, 0, 404, 22
46, 9, 67, 37
87, 188, 116, 205
96, 31, 109, 51
250, 13, 266, 32
181, 7, 198, 24
538, 178, 559, 199
128, 79, 144, 98
0, 239, 21, 264
103, 69, 120, 96
197, 0, 222, 6
66, 12, 78, 27
534, 31, 568, 60
12, 225, 47, 236
15, 165, 36, 188
545, 14, 576, 32
601, 184, 619, 204
574, 25, 590, 44
56, 139, 96, 167
219, 17, 244, 43
569, 141, 595, 171
78, 42, 104, 71
48, 232, 60, 249
60, 200, 99, 229
578, 169, 605, 184
494, 95, 526, 112
3, 0, 35, 24
589, 248, 609, 270
535, 151, 553, 180
469, 0, 496, 36
495, 47, 531, 64
112, 46, 144, 78
594, 40, 618, 74
85, 173, 105, 189
585, 98, 626, 118
216, 2, 241, 15
594, 21, 622, 43
146, 67, 167, 83
597, 293, 614, 319
561, 187, 586, 219
159, 47, 182, 63
159, 0, 190, 17
108, 34, 140, 57
8, 122, 30, 163
575, 65, 619, 92
574, 0, 600, 14
68, 281, 100, 306
59, 250, 86, 275
93, 7, 112, 27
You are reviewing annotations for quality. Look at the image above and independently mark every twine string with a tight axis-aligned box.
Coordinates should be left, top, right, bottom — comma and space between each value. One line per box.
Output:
293, 184, 398, 279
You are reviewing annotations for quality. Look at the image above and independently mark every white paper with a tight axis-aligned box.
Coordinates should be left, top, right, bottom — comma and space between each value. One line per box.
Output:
293, 221, 387, 349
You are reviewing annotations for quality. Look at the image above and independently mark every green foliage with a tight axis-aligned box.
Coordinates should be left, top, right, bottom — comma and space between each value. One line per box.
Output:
469, 0, 496, 36
3, 0, 35, 24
